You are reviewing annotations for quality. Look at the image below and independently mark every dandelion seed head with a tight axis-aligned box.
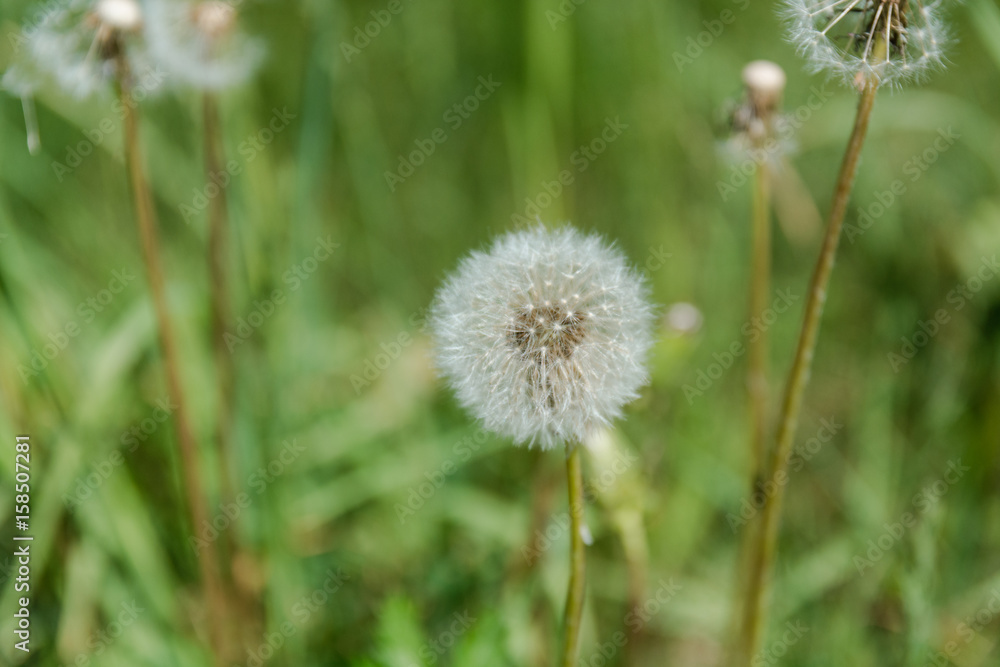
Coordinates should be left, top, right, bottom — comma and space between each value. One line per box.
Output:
145, 0, 264, 91
1, 0, 153, 100
430, 225, 655, 449
782, 0, 950, 88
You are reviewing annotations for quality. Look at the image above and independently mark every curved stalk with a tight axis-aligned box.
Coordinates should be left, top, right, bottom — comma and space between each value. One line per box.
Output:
737, 75, 880, 666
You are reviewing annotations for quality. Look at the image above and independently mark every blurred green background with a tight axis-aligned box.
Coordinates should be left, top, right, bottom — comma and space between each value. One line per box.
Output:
1, 0, 999, 665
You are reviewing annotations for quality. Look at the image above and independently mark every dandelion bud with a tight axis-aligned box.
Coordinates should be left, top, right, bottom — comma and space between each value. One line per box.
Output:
722, 60, 791, 163
742, 60, 787, 118
192, 1, 238, 39
430, 226, 655, 449
784, 0, 950, 88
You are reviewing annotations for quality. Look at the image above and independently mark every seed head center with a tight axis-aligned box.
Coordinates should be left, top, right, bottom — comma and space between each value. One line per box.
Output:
509, 305, 587, 362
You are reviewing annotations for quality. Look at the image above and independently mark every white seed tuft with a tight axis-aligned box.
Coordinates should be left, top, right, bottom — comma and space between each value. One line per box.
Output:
2, 0, 153, 100
430, 225, 656, 449
782, 0, 951, 88
144, 0, 265, 91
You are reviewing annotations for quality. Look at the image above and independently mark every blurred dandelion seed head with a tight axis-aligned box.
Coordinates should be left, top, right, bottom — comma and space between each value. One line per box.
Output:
430, 225, 655, 450
2, 0, 151, 99
664, 302, 704, 336
783, 0, 950, 88
145, 0, 265, 90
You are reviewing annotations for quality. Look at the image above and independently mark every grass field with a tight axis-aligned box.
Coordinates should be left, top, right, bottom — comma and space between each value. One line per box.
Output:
1, 0, 999, 665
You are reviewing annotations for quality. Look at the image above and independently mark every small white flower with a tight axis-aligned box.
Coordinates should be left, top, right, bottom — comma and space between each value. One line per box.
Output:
144, 0, 264, 91
430, 225, 655, 449
783, 0, 950, 88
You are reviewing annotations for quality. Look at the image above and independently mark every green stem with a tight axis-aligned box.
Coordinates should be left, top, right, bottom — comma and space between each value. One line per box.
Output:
203, 93, 238, 520
737, 78, 879, 666
561, 443, 586, 667
118, 59, 228, 665
748, 158, 772, 485
732, 148, 773, 664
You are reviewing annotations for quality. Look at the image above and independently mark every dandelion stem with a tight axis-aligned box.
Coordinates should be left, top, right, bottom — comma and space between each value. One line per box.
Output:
731, 121, 773, 667
561, 443, 586, 667
203, 92, 238, 520
748, 159, 772, 484
118, 58, 229, 664
737, 57, 882, 667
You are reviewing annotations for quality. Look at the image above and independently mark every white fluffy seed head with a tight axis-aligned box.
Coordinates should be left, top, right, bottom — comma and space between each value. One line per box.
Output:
2, 0, 152, 100
430, 225, 656, 450
782, 0, 950, 89
144, 0, 264, 90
